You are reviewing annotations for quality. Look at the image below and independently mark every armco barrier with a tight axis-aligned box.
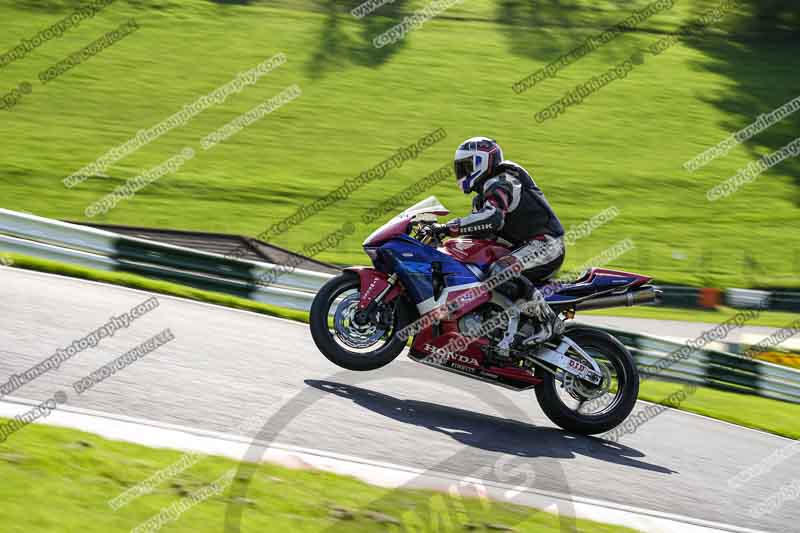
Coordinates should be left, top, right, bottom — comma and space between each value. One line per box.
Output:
770, 290, 800, 313
595, 325, 800, 404
70, 221, 339, 275
0, 209, 327, 311
658, 285, 700, 308
726, 288, 771, 310
2, 208, 799, 404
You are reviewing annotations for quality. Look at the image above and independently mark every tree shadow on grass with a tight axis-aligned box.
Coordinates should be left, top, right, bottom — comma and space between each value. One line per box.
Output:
683, 1, 800, 203
11, 0, 83, 10
495, 0, 664, 64
307, 0, 410, 79
496, 0, 576, 61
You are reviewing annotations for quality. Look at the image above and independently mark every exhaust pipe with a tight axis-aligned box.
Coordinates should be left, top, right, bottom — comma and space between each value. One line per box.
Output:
574, 286, 661, 311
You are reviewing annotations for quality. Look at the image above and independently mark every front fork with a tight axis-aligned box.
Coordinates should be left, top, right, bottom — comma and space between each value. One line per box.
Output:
359, 273, 398, 326
344, 268, 402, 328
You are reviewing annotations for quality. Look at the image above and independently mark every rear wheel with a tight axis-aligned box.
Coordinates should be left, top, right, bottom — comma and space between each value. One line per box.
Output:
310, 272, 411, 371
534, 327, 638, 435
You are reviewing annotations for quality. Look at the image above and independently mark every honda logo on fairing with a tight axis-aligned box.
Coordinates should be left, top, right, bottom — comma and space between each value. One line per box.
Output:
451, 354, 480, 366
424, 343, 452, 356
448, 353, 480, 366
422, 344, 479, 366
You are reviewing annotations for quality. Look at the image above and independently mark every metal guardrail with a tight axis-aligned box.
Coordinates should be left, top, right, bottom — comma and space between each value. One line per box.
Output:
771, 290, 800, 313
0, 209, 325, 311
70, 221, 339, 275
726, 288, 771, 309
650, 285, 800, 313
594, 325, 800, 404
657, 285, 701, 308
2, 208, 799, 404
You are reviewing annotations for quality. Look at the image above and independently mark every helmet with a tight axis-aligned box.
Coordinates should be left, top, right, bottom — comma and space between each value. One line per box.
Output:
453, 137, 504, 194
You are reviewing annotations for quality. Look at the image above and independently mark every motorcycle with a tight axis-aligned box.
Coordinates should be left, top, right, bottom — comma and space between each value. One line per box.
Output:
310, 197, 660, 435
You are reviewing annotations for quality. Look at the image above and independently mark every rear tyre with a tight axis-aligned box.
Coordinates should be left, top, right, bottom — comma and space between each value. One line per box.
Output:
310, 272, 411, 371
534, 327, 639, 435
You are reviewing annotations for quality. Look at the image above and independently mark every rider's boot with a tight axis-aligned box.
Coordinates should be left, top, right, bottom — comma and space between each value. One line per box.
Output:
521, 287, 565, 345
493, 305, 520, 363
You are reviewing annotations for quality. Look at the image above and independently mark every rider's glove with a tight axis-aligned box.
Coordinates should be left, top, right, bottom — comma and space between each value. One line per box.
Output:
433, 223, 458, 237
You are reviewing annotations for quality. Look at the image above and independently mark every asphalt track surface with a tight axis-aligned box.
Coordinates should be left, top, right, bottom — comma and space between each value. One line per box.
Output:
2, 267, 798, 532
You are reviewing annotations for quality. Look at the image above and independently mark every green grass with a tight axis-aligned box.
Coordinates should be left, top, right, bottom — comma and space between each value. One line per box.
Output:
0, 1, 797, 289
0, 420, 638, 533
639, 380, 800, 440
584, 304, 800, 329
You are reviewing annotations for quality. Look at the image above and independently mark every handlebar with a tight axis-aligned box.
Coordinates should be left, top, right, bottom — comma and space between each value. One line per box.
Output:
412, 220, 441, 247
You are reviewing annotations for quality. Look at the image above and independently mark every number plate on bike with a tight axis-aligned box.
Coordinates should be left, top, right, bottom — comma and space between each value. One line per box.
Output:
533, 348, 603, 385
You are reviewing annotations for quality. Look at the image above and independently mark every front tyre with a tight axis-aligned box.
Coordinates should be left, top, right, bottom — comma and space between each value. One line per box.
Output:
535, 327, 639, 435
310, 272, 410, 371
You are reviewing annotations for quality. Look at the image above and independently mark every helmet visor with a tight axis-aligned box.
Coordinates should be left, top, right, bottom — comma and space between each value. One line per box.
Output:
454, 157, 473, 181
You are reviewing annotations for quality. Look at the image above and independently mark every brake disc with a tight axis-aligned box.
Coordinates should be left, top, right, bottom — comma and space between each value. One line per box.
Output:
333, 294, 388, 349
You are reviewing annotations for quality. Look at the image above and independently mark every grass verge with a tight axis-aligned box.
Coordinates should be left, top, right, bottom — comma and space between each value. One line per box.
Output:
639, 380, 800, 440
584, 305, 800, 330
0, 420, 637, 533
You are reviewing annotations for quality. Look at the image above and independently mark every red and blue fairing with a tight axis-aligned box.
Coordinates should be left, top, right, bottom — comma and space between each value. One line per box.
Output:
352, 197, 652, 387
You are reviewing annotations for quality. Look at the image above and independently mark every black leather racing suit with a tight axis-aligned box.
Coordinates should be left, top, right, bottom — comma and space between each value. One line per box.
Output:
447, 160, 566, 348
449, 161, 565, 280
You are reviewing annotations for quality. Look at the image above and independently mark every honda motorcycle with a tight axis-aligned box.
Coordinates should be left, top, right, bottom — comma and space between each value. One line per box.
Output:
310, 197, 660, 435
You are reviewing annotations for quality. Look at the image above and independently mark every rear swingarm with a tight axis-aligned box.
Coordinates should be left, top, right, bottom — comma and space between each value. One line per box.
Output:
525, 336, 603, 386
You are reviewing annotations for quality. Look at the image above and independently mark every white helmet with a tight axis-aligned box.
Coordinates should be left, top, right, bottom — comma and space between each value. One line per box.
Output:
453, 137, 504, 194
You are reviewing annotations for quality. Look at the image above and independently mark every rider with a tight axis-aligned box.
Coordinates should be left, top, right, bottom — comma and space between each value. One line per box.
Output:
432, 137, 566, 358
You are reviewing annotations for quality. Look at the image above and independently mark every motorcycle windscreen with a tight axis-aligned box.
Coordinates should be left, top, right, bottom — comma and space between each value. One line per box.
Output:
398, 196, 449, 219
362, 196, 450, 246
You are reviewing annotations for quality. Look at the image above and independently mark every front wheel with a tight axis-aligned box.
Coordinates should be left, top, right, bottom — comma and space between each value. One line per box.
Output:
534, 327, 639, 435
310, 272, 411, 371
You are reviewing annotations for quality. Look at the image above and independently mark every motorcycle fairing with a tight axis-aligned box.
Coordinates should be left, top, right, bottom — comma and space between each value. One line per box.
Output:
408, 324, 543, 389
375, 235, 487, 316
440, 238, 512, 270
344, 267, 403, 309
370, 235, 651, 317
543, 268, 653, 305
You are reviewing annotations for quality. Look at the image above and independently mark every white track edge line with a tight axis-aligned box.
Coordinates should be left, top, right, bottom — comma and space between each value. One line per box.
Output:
0, 395, 766, 533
